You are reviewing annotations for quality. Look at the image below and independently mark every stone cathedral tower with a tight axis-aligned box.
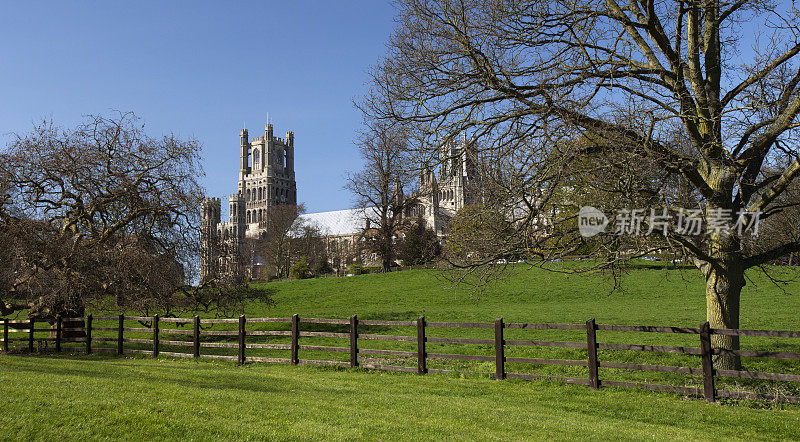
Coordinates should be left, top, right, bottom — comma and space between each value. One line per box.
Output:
200, 121, 298, 281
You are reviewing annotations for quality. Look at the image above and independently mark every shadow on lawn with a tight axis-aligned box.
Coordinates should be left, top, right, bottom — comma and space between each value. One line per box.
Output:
1, 353, 295, 395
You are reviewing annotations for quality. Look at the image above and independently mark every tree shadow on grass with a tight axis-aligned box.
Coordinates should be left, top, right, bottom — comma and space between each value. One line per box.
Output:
1, 353, 294, 395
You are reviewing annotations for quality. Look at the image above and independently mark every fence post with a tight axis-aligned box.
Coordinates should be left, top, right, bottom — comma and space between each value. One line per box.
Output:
152, 314, 159, 358
55, 315, 61, 353
495, 318, 505, 380
193, 315, 200, 358
238, 314, 246, 365
350, 314, 358, 368
28, 318, 35, 352
699, 321, 716, 402
291, 314, 299, 365
417, 316, 426, 374
86, 314, 93, 355
586, 318, 599, 389
3, 318, 8, 352
117, 314, 124, 355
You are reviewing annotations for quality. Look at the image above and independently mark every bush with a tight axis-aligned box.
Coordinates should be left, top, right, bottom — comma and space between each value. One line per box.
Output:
398, 221, 441, 265
347, 264, 364, 275
289, 258, 312, 280
313, 254, 333, 275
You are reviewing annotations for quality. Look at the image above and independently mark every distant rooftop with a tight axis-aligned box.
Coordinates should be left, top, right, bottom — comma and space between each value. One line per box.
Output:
300, 208, 368, 236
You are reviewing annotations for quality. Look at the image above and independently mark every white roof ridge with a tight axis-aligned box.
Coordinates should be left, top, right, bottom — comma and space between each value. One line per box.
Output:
299, 207, 375, 236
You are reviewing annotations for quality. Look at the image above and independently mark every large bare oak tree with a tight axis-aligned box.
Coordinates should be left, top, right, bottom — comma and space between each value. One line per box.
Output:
364, 0, 800, 368
0, 113, 248, 322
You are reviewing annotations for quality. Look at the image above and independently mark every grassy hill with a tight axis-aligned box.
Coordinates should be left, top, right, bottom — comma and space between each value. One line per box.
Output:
2, 263, 799, 440
250, 262, 800, 329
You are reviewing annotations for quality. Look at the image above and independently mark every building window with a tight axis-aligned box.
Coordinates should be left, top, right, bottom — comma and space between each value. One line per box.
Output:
253, 149, 260, 168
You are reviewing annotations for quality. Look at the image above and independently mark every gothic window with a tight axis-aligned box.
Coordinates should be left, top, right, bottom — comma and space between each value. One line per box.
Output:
253, 149, 260, 168
246, 189, 251, 201
247, 211, 251, 223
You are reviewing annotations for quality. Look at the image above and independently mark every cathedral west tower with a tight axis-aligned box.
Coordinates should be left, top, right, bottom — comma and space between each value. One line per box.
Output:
201, 120, 298, 280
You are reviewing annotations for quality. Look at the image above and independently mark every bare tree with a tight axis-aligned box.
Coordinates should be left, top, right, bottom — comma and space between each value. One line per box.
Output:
752, 162, 800, 265
345, 121, 418, 272
254, 204, 305, 279
0, 112, 205, 322
364, 0, 800, 368
290, 222, 329, 275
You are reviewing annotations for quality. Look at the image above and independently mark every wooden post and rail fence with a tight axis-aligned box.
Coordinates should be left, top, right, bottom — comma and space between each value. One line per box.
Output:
1, 314, 799, 404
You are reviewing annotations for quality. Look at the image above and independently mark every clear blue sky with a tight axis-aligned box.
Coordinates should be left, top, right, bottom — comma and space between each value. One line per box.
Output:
0, 1, 396, 214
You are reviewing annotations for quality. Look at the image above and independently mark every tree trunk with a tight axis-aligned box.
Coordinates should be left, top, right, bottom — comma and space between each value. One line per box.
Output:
705, 266, 743, 370
703, 161, 744, 370
35, 305, 87, 340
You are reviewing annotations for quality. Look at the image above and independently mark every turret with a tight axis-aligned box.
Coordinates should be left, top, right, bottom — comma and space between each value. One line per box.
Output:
285, 131, 294, 174
201, 197, 221, 228
200, 197, 222, 281
394, 178, 404, 206
240, 128, 250, 177
420, 163, 434, 189
460, 133, 473, 178
229, 193, 246, 239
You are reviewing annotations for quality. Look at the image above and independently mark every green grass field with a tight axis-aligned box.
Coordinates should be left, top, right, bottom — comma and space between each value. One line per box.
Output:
1, 355, 799, 440
250, 262, 799, 328
3, 263, 800, 439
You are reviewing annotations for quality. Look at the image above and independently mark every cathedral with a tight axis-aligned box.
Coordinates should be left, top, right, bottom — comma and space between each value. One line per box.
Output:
200, 123, 297, 280
413, 134, 480, 235
200, 122, 477, 280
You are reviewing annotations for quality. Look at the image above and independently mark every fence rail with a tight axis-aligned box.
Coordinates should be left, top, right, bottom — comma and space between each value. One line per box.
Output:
2, 314, 799, 404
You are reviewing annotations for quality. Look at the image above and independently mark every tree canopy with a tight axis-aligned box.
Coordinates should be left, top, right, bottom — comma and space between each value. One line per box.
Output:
364, 0, 800, 368
1, 113, 211, 319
